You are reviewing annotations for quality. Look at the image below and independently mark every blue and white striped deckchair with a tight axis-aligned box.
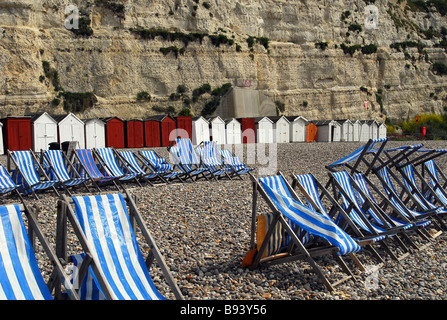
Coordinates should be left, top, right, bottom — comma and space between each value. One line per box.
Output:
9, 150, 59, 198
42, 149, 89, 194
250, 174, 361, 291
197, 141, 232, 180
424, 159, 447, 204
71, 253, 106, 300
95, 148, 140, 184
67, 193, 182, 300
0, 204, 53, 300
398, 164, 447, 215
0, 165, 19, 195
326, 138, 387, 174
74, 149, 117, 191
0, 204, 77, 300
138, 150, 184, 182
294, 173, 387, 245
220, 149, 254, 176
330, 171, 416, 260
118, 151, 165, 184
170, 142, 210, 181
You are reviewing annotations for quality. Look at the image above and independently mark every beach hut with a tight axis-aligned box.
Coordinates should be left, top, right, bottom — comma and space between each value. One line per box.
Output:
255, 116, 274, 144
84, 118, 106, 149
353, 120, 361, 142
314, 120, 341, 142
54, 113, 85, 149
192, 116, 210, 145
269, 116, 290, 143
359, 120, 371, 142
336, 119, 354, 142
287, 116, 308, 143
238, 117, 256, 144
1, 116, 32, 152
126, 119, 144, 148
306, 122, 318, 142
208, 116, 226, 145
378, 122, 387, 139
144, 117, 161, 148
176, 116, 192, 140
103, 117, 125, 148
147, 115, 178, 147
29, 112, 58, 152
369, 120, 379, 140
225, 118, 242, 144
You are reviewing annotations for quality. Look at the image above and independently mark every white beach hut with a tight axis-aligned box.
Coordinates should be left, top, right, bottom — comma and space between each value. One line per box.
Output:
29, 112, 58, 152
287, 116, 308, 142
359, 120, 371, 142
255, 116, 274, 144
336, 119, 354, 142
369, 120, 379, 140
378, 122, 387, 139
55, 113, 85, 149
208, 116, 226, 145
352, 120, 361, 142
314, 120, 341, 142
192, 116, 210, 145
270, 116, 290, 143
84, 118, 105, 149
225, 118, 242, 144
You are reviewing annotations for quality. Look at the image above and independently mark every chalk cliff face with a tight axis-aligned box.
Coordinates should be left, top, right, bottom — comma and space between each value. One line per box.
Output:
0, 0, 446, 123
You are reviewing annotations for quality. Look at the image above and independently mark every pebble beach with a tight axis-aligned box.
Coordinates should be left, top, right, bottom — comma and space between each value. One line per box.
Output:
4, 140, 447, 301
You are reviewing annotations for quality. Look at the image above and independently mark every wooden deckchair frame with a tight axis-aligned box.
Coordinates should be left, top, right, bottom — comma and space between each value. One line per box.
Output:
248, 171, 363, 292
55, 190, 183, 300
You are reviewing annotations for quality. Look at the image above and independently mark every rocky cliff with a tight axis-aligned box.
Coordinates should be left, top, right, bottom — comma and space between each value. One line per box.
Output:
0, 0, 446, 123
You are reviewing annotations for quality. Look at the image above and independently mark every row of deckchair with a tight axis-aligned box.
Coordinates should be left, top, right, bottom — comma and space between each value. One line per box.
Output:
1, 140, 254, 200
245, 137, 447, 291
0, 190, 184, 300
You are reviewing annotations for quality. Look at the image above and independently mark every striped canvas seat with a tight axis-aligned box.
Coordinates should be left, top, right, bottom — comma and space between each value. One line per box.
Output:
44, 150, 86, 187
170, 145, 209, 179
96, 148, 139, 182
139, 150, 184, 181
220, 149, 254, 175
0, 204, 53, 300
352, 173, 431, 229
72, 194, 165, 300
75, 149, 115, 184
294, 173, 387, 243
197, 142, 232, 178
119, 151, 161, 181
424, 160, 447, 204
10, 150, 58, 195
397, 165, 447, 214
0, 165, 18, 194
258, 175, 361, 256
326, 138, 387, 171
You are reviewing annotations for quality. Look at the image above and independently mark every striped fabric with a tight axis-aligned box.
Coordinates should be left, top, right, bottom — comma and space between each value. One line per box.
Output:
175, 138, 200, 165
352, 173, 428, 229
258, 175, 361, 255
220, 150, 254, 174
331, 171, 388, 235
140, 150, 176, 172
327, 138, 387, 169
198, 142, 232, 176
96, 148, 138, 181
256, 212, 286, 258
0, 204, 53, 300
0, 165, 18, 194
44, 150, 86, 187
71, 254, 105, 300
424, 160, 447, 205
119, 151, 160, 180
11, 150, 58, 193
170, 146, 208, 176
76, 149, 114, 183
72, 194, 165, 300
295, 174, 387, 243
398, 165, 446, 213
